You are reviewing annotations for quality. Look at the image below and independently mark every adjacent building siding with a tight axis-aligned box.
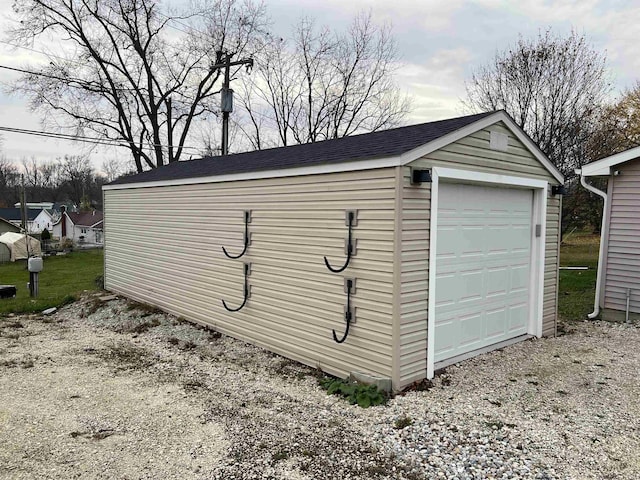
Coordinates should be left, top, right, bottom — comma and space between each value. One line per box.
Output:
603, 157, 640, 315
397, 122, 561, 382
105, 168, 397, 382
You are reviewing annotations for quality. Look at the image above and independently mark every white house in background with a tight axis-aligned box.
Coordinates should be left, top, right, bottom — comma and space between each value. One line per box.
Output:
52, 208, 104, 245
14, 202, 54, 210
0, 208, 40, 233
33, 209, 61, 233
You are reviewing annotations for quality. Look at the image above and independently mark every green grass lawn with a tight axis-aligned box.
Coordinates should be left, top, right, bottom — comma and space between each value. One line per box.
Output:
558, 231, 600, 322
0, 233, 599, 322
0, 250, 104, 315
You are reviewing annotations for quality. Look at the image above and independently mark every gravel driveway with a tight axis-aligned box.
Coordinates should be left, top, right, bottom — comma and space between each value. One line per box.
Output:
1, 294, 638, 479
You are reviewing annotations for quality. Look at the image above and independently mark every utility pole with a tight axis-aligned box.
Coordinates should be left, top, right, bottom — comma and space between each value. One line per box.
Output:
20, 174, 30, 260
215, 51, 253, 156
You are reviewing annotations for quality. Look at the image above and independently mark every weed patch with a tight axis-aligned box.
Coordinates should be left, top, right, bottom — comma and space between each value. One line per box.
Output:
318, 377, 387, 408
394, 415, 413, 430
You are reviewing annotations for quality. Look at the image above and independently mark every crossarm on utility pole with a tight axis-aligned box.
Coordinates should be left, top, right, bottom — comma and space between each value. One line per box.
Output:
213, 52, 254, 156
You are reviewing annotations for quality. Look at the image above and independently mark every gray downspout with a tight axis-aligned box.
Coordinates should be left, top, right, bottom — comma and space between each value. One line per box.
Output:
578, 171, 608, 319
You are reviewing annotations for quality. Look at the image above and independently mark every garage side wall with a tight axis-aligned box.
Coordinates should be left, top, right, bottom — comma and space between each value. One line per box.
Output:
398, 122, 562, 383
398, 168, 430, 386
603, 157, 640, 316
104, 168, 397, 381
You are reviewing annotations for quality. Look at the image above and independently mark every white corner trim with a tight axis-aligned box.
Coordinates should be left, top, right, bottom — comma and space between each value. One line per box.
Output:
581, 146, 640, 177
102, 156, 403, 190
426, 168, 439, 380
426, 166, 548, 379
532, 188, 547, 337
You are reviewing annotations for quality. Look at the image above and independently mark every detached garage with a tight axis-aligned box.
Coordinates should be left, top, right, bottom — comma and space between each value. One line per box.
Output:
103, 110, 563, 390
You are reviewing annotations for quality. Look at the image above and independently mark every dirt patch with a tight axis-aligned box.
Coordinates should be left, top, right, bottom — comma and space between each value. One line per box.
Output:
0, 295, 639, 479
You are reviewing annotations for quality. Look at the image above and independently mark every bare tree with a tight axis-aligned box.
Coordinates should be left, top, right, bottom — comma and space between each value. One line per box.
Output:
0, 154, 20, 207
8, 0, 267, 173
101, 157, 130, 183
21, 157, 41, 189
238, 12, 410, 148
465, 30, 610, 175
58, 155, 93, 206
588, 82, 640, 161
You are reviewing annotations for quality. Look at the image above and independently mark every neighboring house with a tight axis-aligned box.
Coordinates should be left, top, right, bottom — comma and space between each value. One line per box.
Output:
103, 110, 564, 391
577, 146, 640, 322
0, 217, 20, 235
0, 208, 40, 233
33, 209, 61, 233
52, 208, 104, 245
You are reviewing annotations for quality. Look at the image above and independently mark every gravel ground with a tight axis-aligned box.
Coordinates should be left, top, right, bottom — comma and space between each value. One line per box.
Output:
1, 294, 639, 479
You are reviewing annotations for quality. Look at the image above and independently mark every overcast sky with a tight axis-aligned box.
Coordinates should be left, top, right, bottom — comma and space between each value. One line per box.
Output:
0, 0, 638, 173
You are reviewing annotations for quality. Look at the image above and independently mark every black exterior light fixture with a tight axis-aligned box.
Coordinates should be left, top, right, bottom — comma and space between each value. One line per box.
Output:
410, 167, 432, 185
551, 185, 568, 196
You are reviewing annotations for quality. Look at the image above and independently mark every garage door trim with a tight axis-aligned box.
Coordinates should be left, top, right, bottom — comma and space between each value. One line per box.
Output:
426, 167, 548, 379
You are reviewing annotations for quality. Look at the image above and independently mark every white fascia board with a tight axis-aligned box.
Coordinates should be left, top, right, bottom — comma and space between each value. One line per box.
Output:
434, 167, 548, 189
399, 111, 505, 164
499, 114, 564, 184
398, 111, 565, 185
581, 146, 640, 177
102, 155, 403, 191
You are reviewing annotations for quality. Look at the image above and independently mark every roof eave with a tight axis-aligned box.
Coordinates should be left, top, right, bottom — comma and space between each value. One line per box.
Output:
103, 111, 564, 191
581, 145, 640, 177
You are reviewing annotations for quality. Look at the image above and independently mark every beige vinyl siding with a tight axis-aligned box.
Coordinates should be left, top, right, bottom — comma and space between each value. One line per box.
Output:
398, 167, 430, 386
398, 122, 561, 382
603, 157, 640, 314
414, 123, 553, 179
543, 195, 561, 336
105, 168, 397, 381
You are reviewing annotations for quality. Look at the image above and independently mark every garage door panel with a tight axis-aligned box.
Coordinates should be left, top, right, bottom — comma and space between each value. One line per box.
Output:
434, 182, 532, 363
510, 265, 529, 292
460, 270, 483, 302
509, 303, 528, 331
486, 267, 508, 297
434, 273, 456, 306
486, 308, 507, 339
459, 312, 483, 347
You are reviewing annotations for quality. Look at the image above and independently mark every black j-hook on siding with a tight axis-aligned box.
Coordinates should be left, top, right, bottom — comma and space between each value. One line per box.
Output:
222, 263, 250, 312
324, 210, 355, 273
333, 278, 354, 343
222, 210, 250, 259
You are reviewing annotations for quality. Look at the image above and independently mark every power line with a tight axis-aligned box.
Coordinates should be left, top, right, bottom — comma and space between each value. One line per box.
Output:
0, 39, 88, 69
0, 126, 203, 152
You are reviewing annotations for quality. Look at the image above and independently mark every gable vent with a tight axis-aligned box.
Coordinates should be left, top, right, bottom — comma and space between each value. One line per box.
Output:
490, 131, 509, 151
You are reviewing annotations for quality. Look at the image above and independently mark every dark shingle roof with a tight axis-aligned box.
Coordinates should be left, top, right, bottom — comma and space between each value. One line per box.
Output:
109, 111, 495, 186
0, 208, 40, 221
68, 211, 103, 227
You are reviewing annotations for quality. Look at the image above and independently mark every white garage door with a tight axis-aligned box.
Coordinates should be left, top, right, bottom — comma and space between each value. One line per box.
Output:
434, 182, 533, 363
